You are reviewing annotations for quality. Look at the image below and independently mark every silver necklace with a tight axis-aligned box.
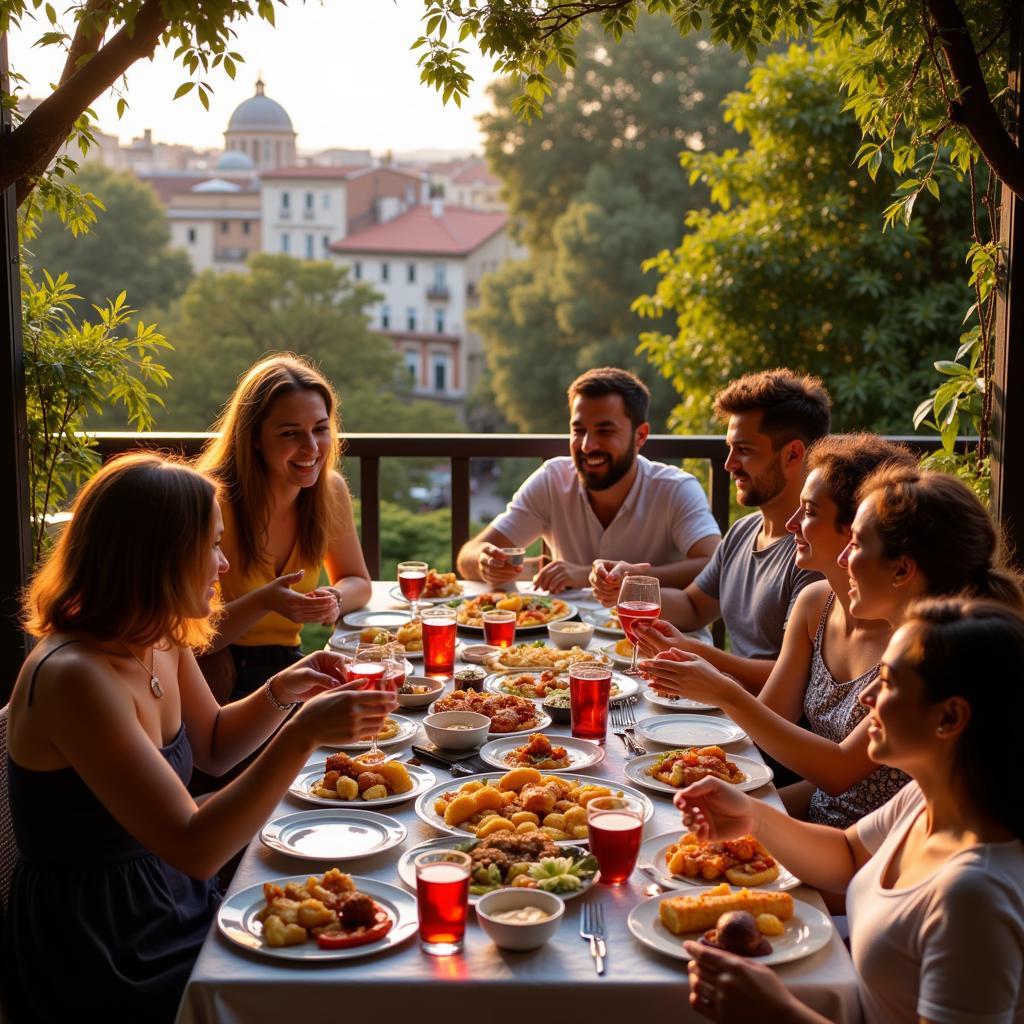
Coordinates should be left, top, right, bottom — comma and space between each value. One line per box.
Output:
122, 644, 164, 699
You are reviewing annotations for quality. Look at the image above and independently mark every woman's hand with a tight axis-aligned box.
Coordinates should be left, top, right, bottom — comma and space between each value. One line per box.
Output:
287, 673, 397, 749
268, 650, 350, 704
638, 649, 740, 707
588, 560, 652, 606
686, 942, 803, 1022
308, 587, 342, 626
260, 571, 338, 623
633, 619, 685, 657
672, 777, 760, 841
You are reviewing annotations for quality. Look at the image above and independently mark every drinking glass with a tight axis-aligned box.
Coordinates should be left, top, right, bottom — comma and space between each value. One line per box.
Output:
568, 663, 612, 743
500, 547, 525, 567
397, 560, 429, 621
414, 849, 471, 955
422, 606, 458, 677
481, 609, 516, 648
587, 795, 644, 884
616, 575, 661, 675
349, 642, 388, 764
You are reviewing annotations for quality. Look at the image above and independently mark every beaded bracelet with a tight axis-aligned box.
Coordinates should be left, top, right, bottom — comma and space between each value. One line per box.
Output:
264, 676, 298, 712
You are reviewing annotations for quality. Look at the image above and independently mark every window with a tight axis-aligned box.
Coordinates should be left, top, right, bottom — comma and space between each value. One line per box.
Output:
305, 192, 314, 210
322, 192, 330, 209
406, 307, 417, 331
186, 227, 196, 244
433, 262, 446, 288
322, 235, 330, 252
380, 305, 391, 329
242, 221, 251, 235
434, 308, 446, 334
407, 263, 416, 284
263, 140, 271, 163
432, 354, 450, 393
281, 233, 290, 253
305, 234, 314, 259
220, 221, 229, 235
381, 262, 390, 282
280, 191, 291, 217
353, 261, 362, 280
403, 350, 419, 386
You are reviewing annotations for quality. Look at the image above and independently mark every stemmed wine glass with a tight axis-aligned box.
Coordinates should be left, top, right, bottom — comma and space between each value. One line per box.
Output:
349, 642, 389, 765
616, 575, 661, 676
397, 560, 428, 622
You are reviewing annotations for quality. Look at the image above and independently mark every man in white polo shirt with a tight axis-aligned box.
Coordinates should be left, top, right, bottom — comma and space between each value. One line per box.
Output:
457, 367, 721, 592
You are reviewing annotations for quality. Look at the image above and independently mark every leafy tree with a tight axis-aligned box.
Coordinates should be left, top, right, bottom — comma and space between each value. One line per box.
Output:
22, 266, 170, 559
472, 16, 749, 432
27, 163, 191, 318
2, 1, 285, 209
636, 44, 974, 435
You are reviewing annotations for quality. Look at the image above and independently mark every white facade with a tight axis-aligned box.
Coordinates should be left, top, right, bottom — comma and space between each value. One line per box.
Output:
260, 179, 348, 259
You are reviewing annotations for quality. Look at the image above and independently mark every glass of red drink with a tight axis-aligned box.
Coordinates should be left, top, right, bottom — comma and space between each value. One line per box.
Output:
385, 641, 407, 690
481, 609, 516, 648
616, 575, 661, 675
350, 643, 388, 764
587, 795, 644, 884
414, 850, 471, 955
569, 664, 612, 743
397, 560, 429, 621
422, 606, 458, 677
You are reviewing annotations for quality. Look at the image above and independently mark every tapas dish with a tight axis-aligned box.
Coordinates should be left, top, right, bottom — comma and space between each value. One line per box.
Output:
624, 750, 773, 795
429, 689, 550, 736
486, 642, 609, 673
289, 760, 435, 809
451, 592, 575, 630
479, 733, 606, 773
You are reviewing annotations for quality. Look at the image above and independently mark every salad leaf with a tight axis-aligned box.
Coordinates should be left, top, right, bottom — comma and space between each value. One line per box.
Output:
528, 856, 584, 892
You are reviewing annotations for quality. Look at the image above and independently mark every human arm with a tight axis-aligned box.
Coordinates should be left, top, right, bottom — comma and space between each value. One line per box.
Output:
457, 524, 526, 585
531, 557, 591, 593
640, 649, 877, 796
321, 471, 372, 618
588, 534, 720, 602
33, 648, 395, 880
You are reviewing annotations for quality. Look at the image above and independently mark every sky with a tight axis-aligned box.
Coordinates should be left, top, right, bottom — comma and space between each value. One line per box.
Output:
7, 1, 498, 155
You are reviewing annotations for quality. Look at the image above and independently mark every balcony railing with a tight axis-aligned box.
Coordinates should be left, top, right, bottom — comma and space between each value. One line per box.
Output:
426, 283, 450, 301
90, 432, 947, 579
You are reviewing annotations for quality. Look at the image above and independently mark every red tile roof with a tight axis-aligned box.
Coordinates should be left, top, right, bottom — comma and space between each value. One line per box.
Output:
330, 205, 507, 257
260, 165, 423, 182
137, 172, 257, 204
451, 162, 500, 187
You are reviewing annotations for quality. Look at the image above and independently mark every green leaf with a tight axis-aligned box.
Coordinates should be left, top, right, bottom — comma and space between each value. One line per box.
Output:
173, 81, 195, 99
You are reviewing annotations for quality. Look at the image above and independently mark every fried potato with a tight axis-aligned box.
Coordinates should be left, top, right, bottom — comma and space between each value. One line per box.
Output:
375, 760, 413, 794
473, 787, 505, 813
263, 915, 307, 947
499, 767, 542, 791
444, 794, 478, 826
335, 776, 359, 801
362, 784, 388, 801
297, 899, 335, 929
476, 816, 516, 838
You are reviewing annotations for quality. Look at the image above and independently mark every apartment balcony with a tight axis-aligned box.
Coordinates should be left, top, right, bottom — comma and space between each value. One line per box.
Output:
426, 283, 450, 301
214, 247, 249, 262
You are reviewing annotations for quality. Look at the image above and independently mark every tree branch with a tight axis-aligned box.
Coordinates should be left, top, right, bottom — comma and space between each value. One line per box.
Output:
925, 0, 1024, 199
3, 0, 168, 204
60, 1, 115, 86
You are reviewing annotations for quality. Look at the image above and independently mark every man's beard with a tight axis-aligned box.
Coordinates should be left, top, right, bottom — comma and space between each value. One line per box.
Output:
574, 442, 637, 492
738, 455, 787, 506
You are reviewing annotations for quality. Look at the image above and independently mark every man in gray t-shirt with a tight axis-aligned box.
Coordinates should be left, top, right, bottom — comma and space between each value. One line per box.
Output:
591, 369, 831, 694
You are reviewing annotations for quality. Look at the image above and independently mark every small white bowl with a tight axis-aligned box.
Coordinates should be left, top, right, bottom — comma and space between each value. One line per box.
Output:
395, 675, 445, 709
547, 621, 595, 650
422, 711, 490, 751
461, 644, 500, 665
476, 889, 565, 951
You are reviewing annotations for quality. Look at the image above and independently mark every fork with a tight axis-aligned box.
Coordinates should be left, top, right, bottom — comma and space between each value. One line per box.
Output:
610, 702, 640, 757
619, 698, 646, 755
579, 902, 607, 975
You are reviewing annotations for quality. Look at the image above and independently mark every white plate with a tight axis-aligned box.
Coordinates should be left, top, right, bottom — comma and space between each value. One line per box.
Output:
452, 594, 579, 634
427, 699, 552, 738
328, 630, 423, 662
600, 640, 633, 666
342, 609, 414, 630
579, 605, 623, 637
396, 836, 597, 904
387, 584, 464, 606
642, 689, 718, 713
289, 761, 435, 808
624, 752, 774, 795
478, 734, 606, 772
638, 831, 801, 891
483, 669, 638, 704
217, 874, 418, 961
414, 771, 655, 840
260, 809, 407, 861
329, 713, 419, 751
627, 889, 832, 966
634, 715, 747, 747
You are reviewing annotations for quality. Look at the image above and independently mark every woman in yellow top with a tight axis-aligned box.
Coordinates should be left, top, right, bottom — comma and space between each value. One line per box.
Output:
198, 354, 371, 699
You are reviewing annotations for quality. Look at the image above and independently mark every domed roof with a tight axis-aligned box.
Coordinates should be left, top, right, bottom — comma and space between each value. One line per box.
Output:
226, 78, 294, 133
216, 149, 255, 171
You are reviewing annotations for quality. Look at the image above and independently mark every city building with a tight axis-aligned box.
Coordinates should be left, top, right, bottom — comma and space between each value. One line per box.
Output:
330, 200, 522, 402
222, 77, 297, 171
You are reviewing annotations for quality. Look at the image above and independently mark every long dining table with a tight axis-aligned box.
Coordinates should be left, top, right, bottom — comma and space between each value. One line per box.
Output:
175, 582, 863, 1024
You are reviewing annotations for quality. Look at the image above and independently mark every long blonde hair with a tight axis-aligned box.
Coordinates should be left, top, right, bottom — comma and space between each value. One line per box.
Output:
24, 453, 220, 649
197, 354, 341, 575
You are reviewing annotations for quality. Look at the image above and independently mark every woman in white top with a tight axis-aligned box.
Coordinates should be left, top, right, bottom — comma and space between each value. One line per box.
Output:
676, 597, 1024, 1024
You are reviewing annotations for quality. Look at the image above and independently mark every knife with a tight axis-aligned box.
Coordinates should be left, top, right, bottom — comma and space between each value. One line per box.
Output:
410, 745, 487, 774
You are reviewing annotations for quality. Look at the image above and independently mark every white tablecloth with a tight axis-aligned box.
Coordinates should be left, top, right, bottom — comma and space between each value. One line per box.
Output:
176, 583, 862, 1024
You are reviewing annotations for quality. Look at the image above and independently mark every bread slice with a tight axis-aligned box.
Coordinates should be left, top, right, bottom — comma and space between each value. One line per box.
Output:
659, 887, 793, 935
